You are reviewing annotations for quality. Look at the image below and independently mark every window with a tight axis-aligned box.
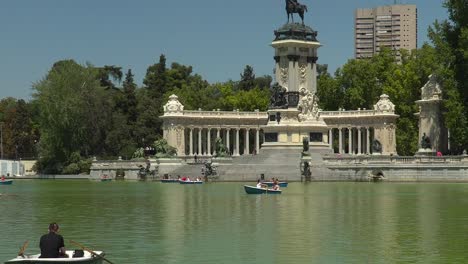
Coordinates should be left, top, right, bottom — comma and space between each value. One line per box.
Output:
309, 133, 323, 142
265, 133, 278, 143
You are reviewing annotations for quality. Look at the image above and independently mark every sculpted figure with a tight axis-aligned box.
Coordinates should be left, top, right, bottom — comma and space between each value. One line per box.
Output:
421, 133, 431, 149
285, 0, 308, 24
372, 139, 382, 154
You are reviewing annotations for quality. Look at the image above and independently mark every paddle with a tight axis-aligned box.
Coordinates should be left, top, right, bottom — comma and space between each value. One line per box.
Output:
17, 240, 29, 257
69, 240, 114, 264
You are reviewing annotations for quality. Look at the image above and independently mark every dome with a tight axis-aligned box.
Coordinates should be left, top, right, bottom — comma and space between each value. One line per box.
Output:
274, 23, 318, 42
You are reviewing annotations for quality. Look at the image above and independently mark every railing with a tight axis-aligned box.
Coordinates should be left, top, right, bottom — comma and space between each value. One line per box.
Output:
323, 155, 468, 164
321, 110, 396, 117
167, 110, 268, 119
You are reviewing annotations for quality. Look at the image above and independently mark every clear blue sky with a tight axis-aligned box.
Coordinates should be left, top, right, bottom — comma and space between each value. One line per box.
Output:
0, 0, 448, 100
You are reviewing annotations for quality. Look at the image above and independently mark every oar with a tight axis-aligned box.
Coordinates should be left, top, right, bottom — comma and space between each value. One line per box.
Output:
69, 240, 114, 264
17, 240, 29, 257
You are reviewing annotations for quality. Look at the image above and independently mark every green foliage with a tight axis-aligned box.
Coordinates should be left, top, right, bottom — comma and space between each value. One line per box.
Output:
0, 98, 38, 159
239, 65, 255, 91
32, 60, 113, 173
427, 1, 468, 153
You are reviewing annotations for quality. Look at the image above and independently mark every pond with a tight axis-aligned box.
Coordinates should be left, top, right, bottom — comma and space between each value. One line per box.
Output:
1, 180, 468, 263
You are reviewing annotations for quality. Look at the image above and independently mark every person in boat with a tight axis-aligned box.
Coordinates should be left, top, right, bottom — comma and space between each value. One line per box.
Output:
1, 175, 5, 181
273, 180, 280, 191
256, 179, 263, 188
39, 223, 68, 258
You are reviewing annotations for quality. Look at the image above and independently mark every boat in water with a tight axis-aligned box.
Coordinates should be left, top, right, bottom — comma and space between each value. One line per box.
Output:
160, 179, 179, 183
244, 185, 282, 194
4, 250, 104, 264
100, 175, 112, 182
0, 180, 13, 185
179, 180, 203, 185
262, 181, 288, 187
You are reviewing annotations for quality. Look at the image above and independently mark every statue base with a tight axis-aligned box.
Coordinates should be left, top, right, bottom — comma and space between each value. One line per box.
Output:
415, 148, 436, 156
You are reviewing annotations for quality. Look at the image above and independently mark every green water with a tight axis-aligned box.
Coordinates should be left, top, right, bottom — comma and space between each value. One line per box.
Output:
2, 181, 468, 263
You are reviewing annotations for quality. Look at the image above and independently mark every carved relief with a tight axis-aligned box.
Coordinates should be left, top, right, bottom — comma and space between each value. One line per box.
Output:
421, 74, 442, 100
176, 128, 182, 147
280, 58, 288, 85
163, 94, 184, 115
298, 87, 320, 122
374, 94, 395, 113
298, 58, 307, 85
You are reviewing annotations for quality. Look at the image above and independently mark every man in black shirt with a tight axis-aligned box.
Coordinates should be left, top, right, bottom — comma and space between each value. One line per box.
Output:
39, 223, 67, 258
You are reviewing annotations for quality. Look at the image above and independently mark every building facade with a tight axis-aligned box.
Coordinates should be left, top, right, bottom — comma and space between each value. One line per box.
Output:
355, 4, 417, 59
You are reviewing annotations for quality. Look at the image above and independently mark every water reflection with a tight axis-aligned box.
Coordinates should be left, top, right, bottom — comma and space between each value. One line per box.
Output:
2, 181, 468, 263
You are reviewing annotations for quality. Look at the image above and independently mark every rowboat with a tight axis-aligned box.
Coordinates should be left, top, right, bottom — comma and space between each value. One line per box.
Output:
262, 181, 288, 187
179, 180, 203, 185
160, 179, 179, 183
4, 250, 104, 264
0, 180, 13, 185
100, 175, 112, 182
244, 185, 282, 194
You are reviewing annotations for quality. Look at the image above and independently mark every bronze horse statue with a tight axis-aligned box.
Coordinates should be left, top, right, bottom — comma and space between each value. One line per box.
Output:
285, 0, 308, 24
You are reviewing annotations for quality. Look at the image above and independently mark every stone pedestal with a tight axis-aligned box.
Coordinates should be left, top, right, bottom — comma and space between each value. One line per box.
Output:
263, 23, 329, 151
415, 148, 437, 156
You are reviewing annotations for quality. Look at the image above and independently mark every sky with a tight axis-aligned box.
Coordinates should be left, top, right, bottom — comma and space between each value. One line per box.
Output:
0, 0, 449, 100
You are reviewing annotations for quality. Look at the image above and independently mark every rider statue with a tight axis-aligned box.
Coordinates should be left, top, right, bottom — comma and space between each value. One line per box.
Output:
288, 0, 299, 8
286, 0, 308, 24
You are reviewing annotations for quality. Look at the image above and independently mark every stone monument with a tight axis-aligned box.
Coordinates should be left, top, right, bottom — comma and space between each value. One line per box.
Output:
262, 8, 330, 152
415, 75, 447, 156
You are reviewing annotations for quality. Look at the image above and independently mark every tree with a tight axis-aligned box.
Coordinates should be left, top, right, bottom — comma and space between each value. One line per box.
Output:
317, 64, 342, 111
122, 69, 138, 123
427, 0, 468, 153
97, 65, 123, 90
143, 54, 167, 100
239, 65, 255, 91
32, 60, 113, 173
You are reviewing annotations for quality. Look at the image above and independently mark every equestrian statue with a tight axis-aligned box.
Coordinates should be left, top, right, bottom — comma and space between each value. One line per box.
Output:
285, 0, 308, 24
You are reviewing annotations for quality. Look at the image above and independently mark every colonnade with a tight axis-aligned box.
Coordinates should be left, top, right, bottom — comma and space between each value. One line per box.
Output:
328, 127, 374, 155
185, 127, 262, 156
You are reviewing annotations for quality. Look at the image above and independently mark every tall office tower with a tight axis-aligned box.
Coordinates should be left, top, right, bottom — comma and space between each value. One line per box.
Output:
355, 5, 417, 59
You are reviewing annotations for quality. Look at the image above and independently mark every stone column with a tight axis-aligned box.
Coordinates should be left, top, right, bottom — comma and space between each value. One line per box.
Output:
226, 128, 231, 155
189, 128, 194, 156
329, 128, 334, 152
235, 128, 240, 156
357, 127, 362, 155
256, 128, 260, 154
217, 128, 221, 139
366, 127, 371, 154
198, 128, 202, 155
245, 128, 250, 155
348, 128, 353, 155
339, 128, 343, 154
207, 128, 212, 156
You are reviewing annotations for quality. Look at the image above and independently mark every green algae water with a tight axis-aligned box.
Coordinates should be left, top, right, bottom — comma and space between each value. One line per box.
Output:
2, 180, 468, 263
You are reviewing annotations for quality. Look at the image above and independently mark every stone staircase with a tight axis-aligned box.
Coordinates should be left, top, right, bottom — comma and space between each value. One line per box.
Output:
156, 148, 328, 182
217, 148, 303, 181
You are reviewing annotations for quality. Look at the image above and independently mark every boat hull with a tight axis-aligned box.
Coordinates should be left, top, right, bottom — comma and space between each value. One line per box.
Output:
263, 182, 288, 187
244, 185, 281, 194
0, 180, 13, 185
179, 180, 203, 185
100, 178, 112, 182
160, 179, 179, 183
5, 251, 104, 264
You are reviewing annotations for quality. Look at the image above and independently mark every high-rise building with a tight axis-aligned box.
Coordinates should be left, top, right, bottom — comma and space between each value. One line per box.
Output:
355, 5, 417, 59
